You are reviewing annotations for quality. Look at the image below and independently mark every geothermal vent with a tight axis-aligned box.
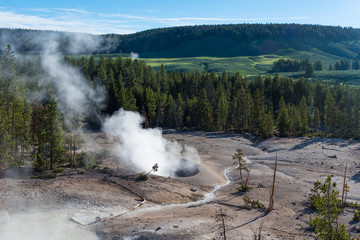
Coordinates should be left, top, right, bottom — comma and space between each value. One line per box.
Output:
174, 158, 200, 177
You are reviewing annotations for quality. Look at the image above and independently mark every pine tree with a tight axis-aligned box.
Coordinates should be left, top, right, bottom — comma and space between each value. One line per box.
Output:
276, 97, 290, 136
175, 93, 184, 128
352, 59, 360, 70
87, 56, 97, 80
165, 95, 177, 128
214, 88, 228, 130
309, 176, 351, 240
250, 89, 264, 135
314, 60, 323, 71
155, 90, 167, 127
260, 112, 273, 138
324, 93, 337, 133
45, 100, 66, 170
159, 64, 169, 92
197, 89, 213, 130
305, 62, 315, 77
313, 107, 321, 130
232, 148, 249, 186
299, 96, 310, 134
144, 87, 156, 127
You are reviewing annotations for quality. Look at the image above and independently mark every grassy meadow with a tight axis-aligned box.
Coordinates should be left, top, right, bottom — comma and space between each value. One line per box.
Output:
74, 49, 360, 84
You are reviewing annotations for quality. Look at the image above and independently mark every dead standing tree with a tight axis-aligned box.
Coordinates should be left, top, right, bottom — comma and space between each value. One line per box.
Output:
215, 206, 227, 240
341, 160, 349, 209
267, 154, 278, 212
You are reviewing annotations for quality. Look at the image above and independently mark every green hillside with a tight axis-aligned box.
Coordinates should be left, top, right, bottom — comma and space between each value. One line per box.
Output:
101, 24, 360, 58
3, 24, 360, 83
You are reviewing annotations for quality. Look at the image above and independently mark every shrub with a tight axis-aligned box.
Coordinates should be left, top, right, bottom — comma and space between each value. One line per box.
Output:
345, 201, 360, 209
237, 184, 251, 192
243, 196, 265, 210
137, 173, 148, 181
53, 168, 64, 174
353, 210, 360, 222
81, 153, 98, 169
308, 175, 351, 240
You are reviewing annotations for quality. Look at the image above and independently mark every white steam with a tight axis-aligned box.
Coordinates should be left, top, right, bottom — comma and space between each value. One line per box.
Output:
0, 210, 97, 240
40, 40, 105, 130
130, 51, 139, 60
0, 32, 107, 240
103, 109, 201, 177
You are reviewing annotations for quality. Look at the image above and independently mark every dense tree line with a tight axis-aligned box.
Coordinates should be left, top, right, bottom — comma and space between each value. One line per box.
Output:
2, 45, 360, 170
67, 55, 360, 139
103, 24, 360, 55
329, 58, 360, 70
271, 58, 322, 74
2, 24, 360, 57
0, 45, 67, 170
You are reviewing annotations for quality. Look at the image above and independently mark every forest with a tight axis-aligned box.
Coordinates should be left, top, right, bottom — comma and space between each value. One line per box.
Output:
2, 23, 360, 57
66, 54, 360, 139
102, 23, 360, 56
2, 42, 360, 172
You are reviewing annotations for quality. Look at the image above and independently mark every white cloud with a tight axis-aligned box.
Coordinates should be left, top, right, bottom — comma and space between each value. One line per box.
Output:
0, 7, 309, 35
0, 10, 135, 34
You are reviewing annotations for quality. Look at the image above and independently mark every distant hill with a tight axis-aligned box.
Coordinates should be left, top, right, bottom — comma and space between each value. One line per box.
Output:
1, 24, 360, 59
103, 24, 360, 58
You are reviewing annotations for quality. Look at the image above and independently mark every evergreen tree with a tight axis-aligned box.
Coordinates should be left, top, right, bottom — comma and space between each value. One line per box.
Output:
309, 176, 351, 240
155, 90, 167, 127
352, 59, 360, 70
197, 89, 213, 130
276, 97, 290, 136
175, 93, 184, 128
324, 93, 337, 133
314, 60, 323, 71
305, 62, 315, 77
250, 89, 264, 135
312, 107, 321, 130
45, 100, 66, 170
260, 112, 273, 138
214, 88, 228, 130
159, 64, 169, 92
165, 95, 176, 128
145, 87, 156, 127
299, 96, 310, 134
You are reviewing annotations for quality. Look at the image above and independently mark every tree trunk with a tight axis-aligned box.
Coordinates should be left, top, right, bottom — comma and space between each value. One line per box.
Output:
341, 161, 348, 209
267, 154, 277, 212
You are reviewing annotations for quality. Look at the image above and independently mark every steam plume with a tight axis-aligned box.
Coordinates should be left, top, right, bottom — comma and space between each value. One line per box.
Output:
130, 51, 139, 60
40, 40, 105, 130
103, 109, 201, 177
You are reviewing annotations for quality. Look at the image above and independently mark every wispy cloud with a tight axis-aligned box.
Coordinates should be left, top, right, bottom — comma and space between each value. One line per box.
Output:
0, 7, 309, 34
53, 8, 90, 14
0, 9, 135, 34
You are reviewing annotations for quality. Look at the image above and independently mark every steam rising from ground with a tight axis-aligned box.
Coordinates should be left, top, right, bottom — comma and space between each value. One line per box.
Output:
103, 109, 201, 177
0, 31, 201, 240
40, 40, 105, 130
0, 32, 107, 240
0, 211, 97, 240
130, 51, 139, 60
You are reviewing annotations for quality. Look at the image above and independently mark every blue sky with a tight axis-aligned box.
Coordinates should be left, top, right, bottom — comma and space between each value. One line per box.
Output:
0, 0, 359, 34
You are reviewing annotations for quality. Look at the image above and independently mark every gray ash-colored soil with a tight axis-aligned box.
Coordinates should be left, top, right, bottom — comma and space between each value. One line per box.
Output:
1, 131, 360, 239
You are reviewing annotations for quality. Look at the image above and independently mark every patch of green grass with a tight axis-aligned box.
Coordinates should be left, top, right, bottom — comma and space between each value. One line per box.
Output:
72, 49, 360, 85
140, 55, 283, 75
53, 168, 64, 174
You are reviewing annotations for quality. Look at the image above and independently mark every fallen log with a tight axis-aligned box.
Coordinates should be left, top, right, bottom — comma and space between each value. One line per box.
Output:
101, 198, 147, 222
